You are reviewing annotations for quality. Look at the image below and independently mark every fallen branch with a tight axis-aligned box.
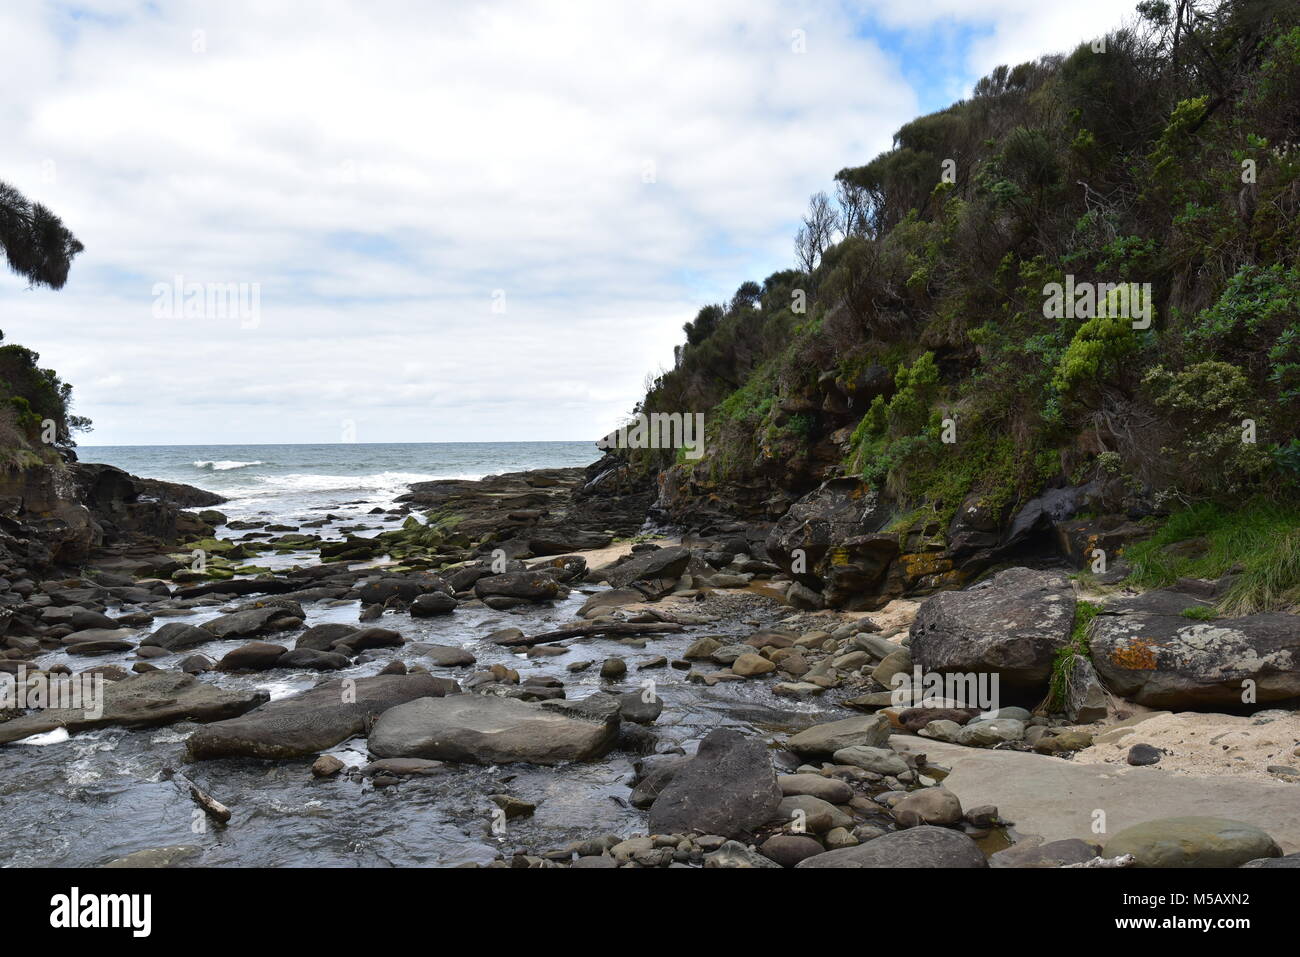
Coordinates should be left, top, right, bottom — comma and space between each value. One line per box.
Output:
493, 621, 685, 647
186, 779, 232, 825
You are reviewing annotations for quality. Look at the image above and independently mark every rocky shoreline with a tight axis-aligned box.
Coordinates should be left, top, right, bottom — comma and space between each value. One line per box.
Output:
1, 455, 1297, 869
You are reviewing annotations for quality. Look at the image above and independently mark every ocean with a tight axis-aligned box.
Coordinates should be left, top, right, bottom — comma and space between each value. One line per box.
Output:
76, 442, 600, 523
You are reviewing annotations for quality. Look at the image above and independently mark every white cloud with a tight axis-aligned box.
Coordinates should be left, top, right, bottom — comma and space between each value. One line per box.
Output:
1, 0, 1135, 445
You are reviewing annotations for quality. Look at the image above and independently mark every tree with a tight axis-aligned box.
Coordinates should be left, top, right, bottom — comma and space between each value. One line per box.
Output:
0, 179, 84, 289
795, 191, 838, 272
729, 280, 761, 312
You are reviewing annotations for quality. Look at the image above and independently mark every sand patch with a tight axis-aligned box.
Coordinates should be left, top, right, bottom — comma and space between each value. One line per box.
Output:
1072, 709, 1300, 782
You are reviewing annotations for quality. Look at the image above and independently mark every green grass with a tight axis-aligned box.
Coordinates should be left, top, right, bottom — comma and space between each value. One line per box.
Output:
1180, 605, 1217, 620
1047, 599, 1101, 711
1123, 498, 1300, 614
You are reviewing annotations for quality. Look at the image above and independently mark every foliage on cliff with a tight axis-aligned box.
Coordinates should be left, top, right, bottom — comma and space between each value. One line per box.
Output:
633, 0, 1300, 531
0, 180, 88, 461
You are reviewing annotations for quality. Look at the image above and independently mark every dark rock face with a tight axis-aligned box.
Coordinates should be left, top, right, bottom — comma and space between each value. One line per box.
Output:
1089, 588, 1300, 709
647, 729, 782, 840
764, 478, 898, 609
796, 825, 988, 868
186, 674, 460, 760
910, 567, 1075, 694
601, 546, 691, 588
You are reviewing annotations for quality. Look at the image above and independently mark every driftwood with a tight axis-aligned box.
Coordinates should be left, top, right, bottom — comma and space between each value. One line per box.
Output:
493, 621, 685, 647
186, 780, 232, 825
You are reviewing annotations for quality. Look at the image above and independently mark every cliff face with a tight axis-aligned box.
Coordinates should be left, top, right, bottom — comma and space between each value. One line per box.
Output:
610, 6, 1300, 611
0, 460, 223, 576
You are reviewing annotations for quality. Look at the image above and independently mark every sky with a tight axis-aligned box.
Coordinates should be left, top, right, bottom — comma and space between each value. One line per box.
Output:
0, 0, 1140, 446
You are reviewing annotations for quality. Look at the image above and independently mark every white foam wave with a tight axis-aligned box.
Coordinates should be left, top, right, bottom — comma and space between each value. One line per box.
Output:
194, 460, 264, 471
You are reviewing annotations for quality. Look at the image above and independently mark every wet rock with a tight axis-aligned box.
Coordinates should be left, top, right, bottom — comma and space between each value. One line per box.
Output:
203, 602, 304, 640
617, 691, 663, 725
217, 641, 289, 672
186, 674, 459, 760
179, 654, 213, 674
797, 825, 987, 868
102, 845, 203, 868
1104, 817, 1282, 868
62, 629, 136, 655
648, 729, 782, 840
277, 648, 351, 671
910, 567, 1075, 694
410, 592, 458, 616
362, 757, 445, 777
490, 794, 536, 819
368, 692, 619, 765
409, 643, 476, 668
0, 671, 267, 744
141, 622, 213, 651
600, 657, 627, 680
473, 571, 561, 602
311, 754, 345, 777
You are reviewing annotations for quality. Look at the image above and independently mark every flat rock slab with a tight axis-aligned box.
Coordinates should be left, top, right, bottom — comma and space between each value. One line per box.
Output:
186, 674, 459, 760
368, 693, 619, 765
892, 735, 1300, 853
0, 671, 267, 745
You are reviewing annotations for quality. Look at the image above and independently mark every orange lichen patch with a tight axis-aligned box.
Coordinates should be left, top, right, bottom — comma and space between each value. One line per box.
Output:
900, 552, 952, 579
1109, 638, 1158, 671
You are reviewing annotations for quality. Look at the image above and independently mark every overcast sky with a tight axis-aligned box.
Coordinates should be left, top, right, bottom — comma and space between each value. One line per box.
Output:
0, 0, 1138, 446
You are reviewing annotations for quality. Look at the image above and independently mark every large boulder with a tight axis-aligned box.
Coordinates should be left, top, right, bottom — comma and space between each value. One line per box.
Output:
0, 671, 266, 744
367, 693, 619, 765
186, 674, 459, 760
764, 478, 897, 608
141, 622, 214, 651
602, 546, 691, 588
472, 571, 561, 602
1104, 816, 1282, 868
202, 600, 304, 640
1088, 591, 1300, 709
796, 825, 988, 868
910, 567, 1074, 694
785, 714, 891, 758
647, 729, 782, 840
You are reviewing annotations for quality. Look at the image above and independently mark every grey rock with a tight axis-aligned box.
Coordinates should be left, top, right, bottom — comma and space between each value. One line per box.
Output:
910, 567, 1075, 693
797, 825, 987, 868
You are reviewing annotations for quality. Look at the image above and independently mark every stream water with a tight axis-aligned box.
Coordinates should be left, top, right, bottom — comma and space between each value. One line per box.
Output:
2, 445, 851, 867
